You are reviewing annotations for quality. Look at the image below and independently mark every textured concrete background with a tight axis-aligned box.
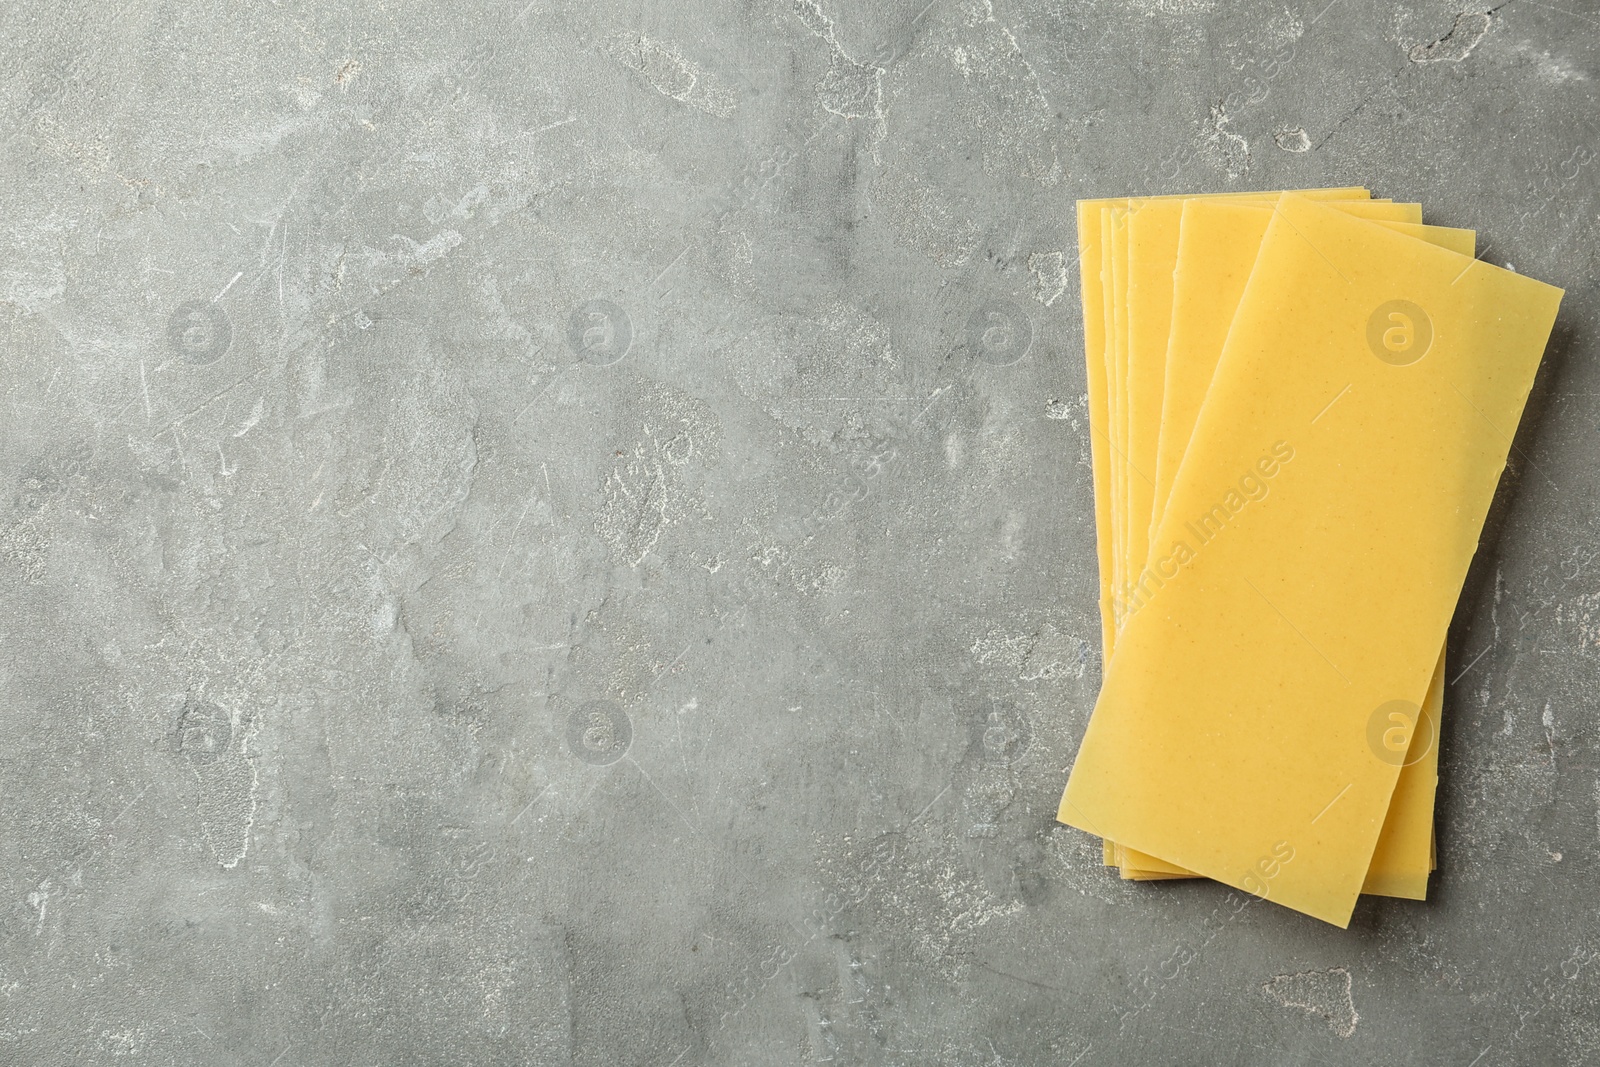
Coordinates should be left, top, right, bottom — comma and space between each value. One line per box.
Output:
1, 0, 1597, 1063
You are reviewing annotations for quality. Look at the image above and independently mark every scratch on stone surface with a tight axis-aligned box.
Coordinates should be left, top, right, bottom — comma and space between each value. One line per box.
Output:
530, 115, 577, 137
494, 485, 540, 582
109, 784, 150, 827
651, 643, 692, 686
1408, 11, 1492, 63
625, 755, 699, 836
1261, 966, 1360, 1037
511, 784, 551, 824
1450, 641, 1494, 683
911, 784, 952, 823
232, 395, 265, 438
914, 384, 953, 423
976, 959, 1068, 992
606, 31, 736, 117
213, 270, 243, 302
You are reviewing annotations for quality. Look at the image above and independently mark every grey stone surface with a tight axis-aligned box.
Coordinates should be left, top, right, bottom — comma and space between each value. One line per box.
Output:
0, 0, 1596, 1063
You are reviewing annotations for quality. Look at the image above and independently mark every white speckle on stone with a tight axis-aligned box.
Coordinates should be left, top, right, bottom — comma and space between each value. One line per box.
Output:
1262, 967, 1360, 1038
1512, 42, 1589, 83
793, 0, 888, 156
1273, 127, 1312, 153
390, 229, 463, 269
1203, 104, 1250, 179
1126, 0, 1216, 12
1028, 250, 1069, 306
605, 31, 736, 117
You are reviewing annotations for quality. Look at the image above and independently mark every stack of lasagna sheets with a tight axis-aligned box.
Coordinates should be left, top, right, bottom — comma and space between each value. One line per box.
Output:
1057, 189, 1564, 927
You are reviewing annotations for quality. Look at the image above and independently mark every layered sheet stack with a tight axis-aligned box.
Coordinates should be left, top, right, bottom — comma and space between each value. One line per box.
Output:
1058, 189, 1564, 927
